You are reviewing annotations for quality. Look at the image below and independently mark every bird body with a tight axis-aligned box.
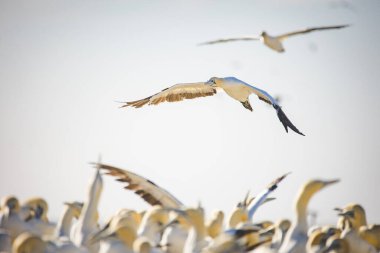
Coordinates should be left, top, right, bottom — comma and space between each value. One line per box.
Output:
70, 169, 103, 252
260, 33, 285, 52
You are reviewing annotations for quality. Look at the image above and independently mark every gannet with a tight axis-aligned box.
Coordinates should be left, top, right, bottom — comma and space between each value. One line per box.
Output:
55, 202, 83, 239
160, 212, 192, 253
122, 77, 304, 135
203, 227, 264, 253
279, 179, 340, 253
90, 210, 138, 253
322, 235, 349, 253
0, 196, 32, 240
13, 231, 89, 253
24, 200, 56, 237
138, 206, 169, 245
335, 204, 379, 252
70, 168, 103, 252
199, 25, 349, 53
206, 210, 224, 239
20, 198, 50, 222
12, 232, 50, 253
253, 219, 291, 253
167, 207, 209, 253
95, 163, 183, 208
335, 203, 380, 251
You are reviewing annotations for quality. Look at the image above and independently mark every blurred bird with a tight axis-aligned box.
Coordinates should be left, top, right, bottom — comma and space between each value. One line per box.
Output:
122, 77, 304, 135
20, 198, 50, 222
138, 206, 169, 245
70, 168, 103, 252
279, 179, 340, 253
0, 196, 32, 240
321, 235, 349, 253
253, 219, 291, 253
335, 204, 380, 251
55, 201, 83, 239
160, 212, 192, 253
199, 25, 350, 53
206, 210, 225, 239
90, 209, 138, 253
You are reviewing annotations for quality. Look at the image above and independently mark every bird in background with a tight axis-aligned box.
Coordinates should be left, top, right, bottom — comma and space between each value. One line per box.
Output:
279, 179, 340, 253
199, 24, 350, 53
121, 77, 304, 135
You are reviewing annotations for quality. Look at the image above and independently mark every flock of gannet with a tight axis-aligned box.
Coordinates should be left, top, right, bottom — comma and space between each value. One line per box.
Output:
1, 164, 379, 253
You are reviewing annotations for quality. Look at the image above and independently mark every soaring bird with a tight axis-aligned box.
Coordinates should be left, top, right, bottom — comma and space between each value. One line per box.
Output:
122, 77, 304, 135
199, 25, 350, 53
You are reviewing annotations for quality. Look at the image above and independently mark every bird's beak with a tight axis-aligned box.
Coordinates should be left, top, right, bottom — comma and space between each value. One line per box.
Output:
323, 179, 340, 187
338, 210, 355, 218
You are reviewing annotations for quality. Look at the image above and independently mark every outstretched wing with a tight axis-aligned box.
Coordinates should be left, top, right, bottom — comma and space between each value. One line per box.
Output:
244, 83, 305, 136
122, 82, 217, 108
198, 36, 259, 45
276, 24, 350, 41
94, 163, 184, 208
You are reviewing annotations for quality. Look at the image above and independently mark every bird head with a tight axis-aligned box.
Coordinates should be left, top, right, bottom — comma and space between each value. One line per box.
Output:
206, 77, 222, 87
63, 201, 84, 219
1, 196, 20, 213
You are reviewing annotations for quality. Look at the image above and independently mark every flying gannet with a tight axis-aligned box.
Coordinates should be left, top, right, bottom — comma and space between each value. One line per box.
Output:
122, 77, 304, 135
199, 25, 349, 53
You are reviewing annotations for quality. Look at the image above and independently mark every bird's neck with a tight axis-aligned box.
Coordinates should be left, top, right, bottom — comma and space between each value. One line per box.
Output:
294, 191, 313, 233
56, 206, 75, 237
79, 183, 101, 230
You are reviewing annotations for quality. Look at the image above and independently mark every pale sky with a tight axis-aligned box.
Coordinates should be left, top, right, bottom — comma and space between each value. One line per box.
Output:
0, 0, 379, 224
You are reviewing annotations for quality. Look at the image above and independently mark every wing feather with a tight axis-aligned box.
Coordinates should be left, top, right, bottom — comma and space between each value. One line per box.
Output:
94, 163, 184, 208
243, 82, 305, 136
198, 37, 259, 45
122, 83, 217, 108
276, 24, 350, 41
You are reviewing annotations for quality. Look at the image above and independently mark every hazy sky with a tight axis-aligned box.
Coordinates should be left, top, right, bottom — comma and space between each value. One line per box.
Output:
0, 0, 379, 224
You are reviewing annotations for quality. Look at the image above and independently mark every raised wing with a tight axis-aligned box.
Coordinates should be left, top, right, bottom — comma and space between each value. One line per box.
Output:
244, 83, 305, 136
247, 172, 290, 220
276, 24, 350, 41
121, 82, 217, 108
94, 163, 184, 208
198, 36, 259, 45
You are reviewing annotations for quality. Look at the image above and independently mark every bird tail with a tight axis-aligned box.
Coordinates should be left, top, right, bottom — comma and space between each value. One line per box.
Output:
273, 105, 305, 136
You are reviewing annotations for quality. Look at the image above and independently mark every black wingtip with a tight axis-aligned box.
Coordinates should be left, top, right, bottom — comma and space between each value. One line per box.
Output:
274, 105, 305, 136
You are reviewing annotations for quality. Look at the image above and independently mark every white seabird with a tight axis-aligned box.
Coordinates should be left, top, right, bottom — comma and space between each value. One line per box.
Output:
122, 77, 304, 135
199, 25, 350, 53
